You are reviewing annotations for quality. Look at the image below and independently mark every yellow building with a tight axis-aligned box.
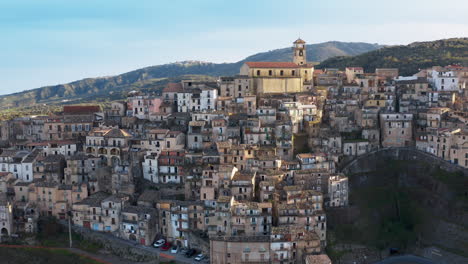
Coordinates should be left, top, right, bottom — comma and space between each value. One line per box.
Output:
240, 39, 314, 94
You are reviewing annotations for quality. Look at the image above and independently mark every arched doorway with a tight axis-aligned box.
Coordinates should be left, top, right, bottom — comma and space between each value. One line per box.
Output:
129, 234, 136, 241
1, 228, 8, 236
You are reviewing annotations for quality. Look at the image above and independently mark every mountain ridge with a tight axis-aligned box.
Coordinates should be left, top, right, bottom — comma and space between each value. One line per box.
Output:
317, 38, 468, 75
0, 41, 382, 109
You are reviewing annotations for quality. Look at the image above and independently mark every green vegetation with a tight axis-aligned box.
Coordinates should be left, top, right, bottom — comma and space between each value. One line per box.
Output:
432, 168, 468, 204
332, 183, 426, 250
344, 185, 425, 249
36, 217, 103, 254
318, 38, 468, 75
293, 133, 309, 155
331, 159, 468, 253
325, 238, 352, 260
0, 247, 101, 264
0, 42, 381, 112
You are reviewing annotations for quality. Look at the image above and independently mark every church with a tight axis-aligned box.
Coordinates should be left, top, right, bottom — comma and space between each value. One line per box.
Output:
239, 38, 314, 94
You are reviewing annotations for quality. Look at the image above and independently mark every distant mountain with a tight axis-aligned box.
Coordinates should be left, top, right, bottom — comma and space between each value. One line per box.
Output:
243, 41, 382, 63
0, 41, 382, 110
318, 38, 468, 75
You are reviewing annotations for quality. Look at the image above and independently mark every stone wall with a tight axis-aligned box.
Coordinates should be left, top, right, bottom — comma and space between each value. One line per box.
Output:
187, 231, 210, 254
59, 221, 158, 262
341, 147, 468, 176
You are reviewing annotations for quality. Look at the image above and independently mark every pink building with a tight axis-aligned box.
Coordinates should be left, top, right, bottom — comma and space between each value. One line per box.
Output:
127, 95, 162, 120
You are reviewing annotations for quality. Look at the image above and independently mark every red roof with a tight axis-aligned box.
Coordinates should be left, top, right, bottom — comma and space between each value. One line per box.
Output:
163, 83, 183, 93
245, 62, 300, 68
314, 69, 324, 75
63, 105, 100, 114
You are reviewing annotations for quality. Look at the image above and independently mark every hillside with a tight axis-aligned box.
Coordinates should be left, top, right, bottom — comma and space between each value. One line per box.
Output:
0, 41, 381, 110
318, 38, 468, 75
241, 41, 381, 63
327, 149, 468, 262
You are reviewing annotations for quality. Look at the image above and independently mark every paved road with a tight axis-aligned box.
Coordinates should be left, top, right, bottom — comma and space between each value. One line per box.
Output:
375, 255, 437, 264
150, 247, 210, 264
60, 220, 207, 264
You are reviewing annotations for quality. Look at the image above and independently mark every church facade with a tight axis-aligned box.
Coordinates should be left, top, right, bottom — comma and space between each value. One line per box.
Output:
239, 38, 314, 94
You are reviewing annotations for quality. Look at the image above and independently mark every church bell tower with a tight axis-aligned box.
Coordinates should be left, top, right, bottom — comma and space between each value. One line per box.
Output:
293, 38, 306, 65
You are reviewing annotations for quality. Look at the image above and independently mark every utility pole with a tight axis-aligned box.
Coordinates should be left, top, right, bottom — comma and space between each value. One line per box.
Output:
67, 210, 73, 248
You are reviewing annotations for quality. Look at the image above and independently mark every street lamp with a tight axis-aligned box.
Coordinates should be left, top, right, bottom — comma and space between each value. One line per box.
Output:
67, 210, 73, 248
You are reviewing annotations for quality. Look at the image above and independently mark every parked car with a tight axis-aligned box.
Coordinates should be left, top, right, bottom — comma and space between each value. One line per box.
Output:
194, 254, 205, 261
170, 246, 179, 254
180, 247, 188, 255
153, 239, 165, 248
185, 248, 197, 257
161, 242, 171, 251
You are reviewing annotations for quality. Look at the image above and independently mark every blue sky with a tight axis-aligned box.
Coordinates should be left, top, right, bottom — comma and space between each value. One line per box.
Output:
1, 0, 467, 95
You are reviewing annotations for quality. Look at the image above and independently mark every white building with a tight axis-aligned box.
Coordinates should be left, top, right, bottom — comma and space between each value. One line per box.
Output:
177, 91, 192, 113
142, 152, 158, 183
177, 87, 217, 112
429, 69, 459, 91
0, 150, 36, 182
37, 140, 77, 157
200, 87, 217, 111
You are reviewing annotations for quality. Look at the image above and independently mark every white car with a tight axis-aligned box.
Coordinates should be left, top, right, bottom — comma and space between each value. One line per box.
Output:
153, 239, 165, 248
171, 246, 179, 254
194, 254, 205, 261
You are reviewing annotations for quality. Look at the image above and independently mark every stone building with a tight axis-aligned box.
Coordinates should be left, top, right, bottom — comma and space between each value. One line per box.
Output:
84, 127, 132, 166
120, 205, 157, 246
0, 193, 13, 237
239, 39, 314, 95
328, 174, 348, 207
380, 112, 414, 147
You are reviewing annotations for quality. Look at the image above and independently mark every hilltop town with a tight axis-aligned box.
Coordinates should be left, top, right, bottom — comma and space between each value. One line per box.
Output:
0, 39, 467, 264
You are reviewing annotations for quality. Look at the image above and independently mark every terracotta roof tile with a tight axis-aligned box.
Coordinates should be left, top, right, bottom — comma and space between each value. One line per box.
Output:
63, 105, 100, 114
245, 62, 299, 68
163, 83, 183, 93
